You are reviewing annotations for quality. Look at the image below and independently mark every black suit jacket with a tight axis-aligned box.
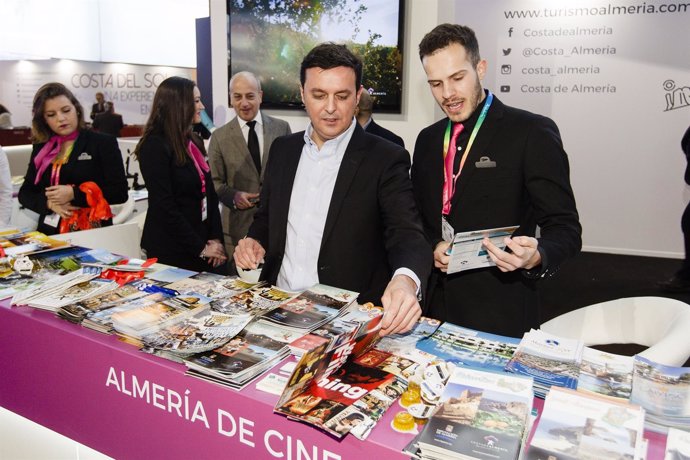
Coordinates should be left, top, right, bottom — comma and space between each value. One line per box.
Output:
411, 95, 581, 336
248, 124, 432, 304
92, 113, 124, 137
365, 119, 405, 147
138, 133, 225, 273
90, 102, 105, 121
18, 129, 129, 234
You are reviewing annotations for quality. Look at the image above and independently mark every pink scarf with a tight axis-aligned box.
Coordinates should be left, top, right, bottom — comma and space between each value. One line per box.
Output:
187, 140, 209, 193
33, 130, 79, 184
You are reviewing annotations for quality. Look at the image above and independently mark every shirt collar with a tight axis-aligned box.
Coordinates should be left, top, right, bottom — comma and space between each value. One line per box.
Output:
239, 111, 263, 129
303, 117, 357, 154
458, 89, 489, 132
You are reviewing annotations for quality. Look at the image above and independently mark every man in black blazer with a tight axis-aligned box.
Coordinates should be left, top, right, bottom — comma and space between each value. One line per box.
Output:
234, 43, 432, 336
92, 102, 124, 137
412, 24, 581, 337
356, 91, 404, 147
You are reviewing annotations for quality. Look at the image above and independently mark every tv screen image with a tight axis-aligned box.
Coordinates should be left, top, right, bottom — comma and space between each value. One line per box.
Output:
227, 0, 404, 113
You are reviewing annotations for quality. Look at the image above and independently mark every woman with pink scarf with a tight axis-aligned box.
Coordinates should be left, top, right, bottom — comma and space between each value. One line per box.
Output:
134, 77, 227, 274
18, 82, 128, 234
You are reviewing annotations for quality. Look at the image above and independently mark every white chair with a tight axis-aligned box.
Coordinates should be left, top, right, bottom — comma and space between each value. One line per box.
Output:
3, 144, 33, 176
540, 296, 690, 366
51, 222, 142, 259
111, 194, 135, 225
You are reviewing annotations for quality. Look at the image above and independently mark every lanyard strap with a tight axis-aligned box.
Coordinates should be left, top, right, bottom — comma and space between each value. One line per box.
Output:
50, 144, 75, 186
187, 140, 207, 194
442, 91, 494, 202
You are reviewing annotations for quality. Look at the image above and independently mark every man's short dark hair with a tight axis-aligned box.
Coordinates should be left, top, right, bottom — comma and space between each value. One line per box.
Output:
418, 23, 481, 67
300, 42, 363, 89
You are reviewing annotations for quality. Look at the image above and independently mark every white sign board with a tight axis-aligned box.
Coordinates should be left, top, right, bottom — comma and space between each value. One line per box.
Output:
454, 0, 690, 257
0, 60, 195, 127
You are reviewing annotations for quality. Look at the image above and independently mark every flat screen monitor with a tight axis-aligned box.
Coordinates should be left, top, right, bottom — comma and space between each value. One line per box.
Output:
227, 0, 405, 113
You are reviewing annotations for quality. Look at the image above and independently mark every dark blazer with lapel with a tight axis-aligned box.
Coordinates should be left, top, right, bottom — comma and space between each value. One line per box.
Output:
411, 95, 581, 336
18, 129, 129, 234
138, 132, 224, 273
248, 124, 432, 304
365, 119, 405, 148
208, 113, 291, 248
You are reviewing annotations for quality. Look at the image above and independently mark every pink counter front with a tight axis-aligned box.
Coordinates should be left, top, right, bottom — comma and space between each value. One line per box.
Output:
0, 302, 669, 459
0, 304, 411, 460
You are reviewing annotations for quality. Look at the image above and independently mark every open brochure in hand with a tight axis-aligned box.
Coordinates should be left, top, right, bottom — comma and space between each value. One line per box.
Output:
446, 225, 519, 274
526, 387, 646, 460
415, 366, 533, 460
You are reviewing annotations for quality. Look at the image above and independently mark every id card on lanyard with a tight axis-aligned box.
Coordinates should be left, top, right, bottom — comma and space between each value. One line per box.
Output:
201, 196, 208, 221
440, 91, 493, 241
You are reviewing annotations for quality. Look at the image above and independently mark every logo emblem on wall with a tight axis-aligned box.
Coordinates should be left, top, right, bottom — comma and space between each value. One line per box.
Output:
663, 80, 690, 111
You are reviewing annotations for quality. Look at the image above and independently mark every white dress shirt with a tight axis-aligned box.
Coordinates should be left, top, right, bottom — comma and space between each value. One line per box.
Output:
276, 119, 421, 295
277, 120, 356, 292
238, 111, 265, 160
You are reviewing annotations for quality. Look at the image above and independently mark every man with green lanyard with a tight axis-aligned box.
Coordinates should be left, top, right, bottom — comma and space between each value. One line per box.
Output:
411, 24, 582, 337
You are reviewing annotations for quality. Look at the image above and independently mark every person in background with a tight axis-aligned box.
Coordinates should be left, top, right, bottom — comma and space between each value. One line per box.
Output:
18, 82, 128, 235
0, 146, 13, 226
207, 71, 291, 268
0, 104, 12, 129
658, 125, 690, 292
134, 76, 227, 274
89, 92, 105, 120
234, 43, 432, 336
355, 91, 404, 147
92, 101, 124, 137
412, 24, 581, 337
90, 92, 106, 121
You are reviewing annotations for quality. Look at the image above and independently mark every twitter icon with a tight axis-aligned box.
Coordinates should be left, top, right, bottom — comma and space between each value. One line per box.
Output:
502, 48, 512, 56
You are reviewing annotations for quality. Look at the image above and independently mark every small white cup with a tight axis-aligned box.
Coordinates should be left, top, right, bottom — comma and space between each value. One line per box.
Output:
237, 262, 263, 283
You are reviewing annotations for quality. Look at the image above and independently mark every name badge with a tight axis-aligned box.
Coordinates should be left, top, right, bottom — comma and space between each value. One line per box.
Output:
44, 213, 60, 228
475, 156, 496, 168
201, 197, 208, 221
78, 152, 92, 161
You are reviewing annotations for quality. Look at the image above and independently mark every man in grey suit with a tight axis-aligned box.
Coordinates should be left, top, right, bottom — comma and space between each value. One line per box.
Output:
208, 71, 292, 268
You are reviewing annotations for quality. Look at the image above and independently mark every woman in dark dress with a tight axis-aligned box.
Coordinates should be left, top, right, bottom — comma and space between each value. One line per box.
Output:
18, 83, 128, 234
134, 76, 227, 273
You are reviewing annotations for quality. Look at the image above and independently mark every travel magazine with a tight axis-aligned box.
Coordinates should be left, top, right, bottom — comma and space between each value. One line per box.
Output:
414, 366, 534, 460
274, 303, 403, 439
416, 322, 520, 374
630, 355, 690, 432
505, 329, 584, 397
577, 346, 634, 401
259, 283, 358, 332
526, 387, 646, 460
